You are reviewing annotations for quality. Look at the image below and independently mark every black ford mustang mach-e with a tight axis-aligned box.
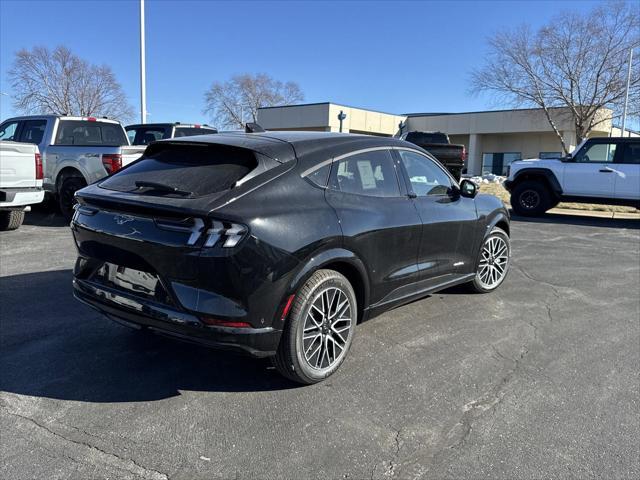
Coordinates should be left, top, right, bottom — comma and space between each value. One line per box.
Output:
71, 132, 510, 384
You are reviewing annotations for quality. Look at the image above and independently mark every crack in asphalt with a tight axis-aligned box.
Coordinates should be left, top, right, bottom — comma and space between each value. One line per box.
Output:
510, 262, 565, 298
0, 406, 169, 480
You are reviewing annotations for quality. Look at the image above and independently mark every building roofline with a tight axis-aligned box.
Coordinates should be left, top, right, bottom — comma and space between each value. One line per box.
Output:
404, 106, 607, 117
258, 102, 404, 117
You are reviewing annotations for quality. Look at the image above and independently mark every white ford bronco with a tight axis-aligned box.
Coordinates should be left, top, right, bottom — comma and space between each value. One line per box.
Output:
504, 137, 640, 216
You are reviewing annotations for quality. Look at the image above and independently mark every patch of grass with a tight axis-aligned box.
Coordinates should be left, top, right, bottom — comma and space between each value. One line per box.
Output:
478, 182, 638, 214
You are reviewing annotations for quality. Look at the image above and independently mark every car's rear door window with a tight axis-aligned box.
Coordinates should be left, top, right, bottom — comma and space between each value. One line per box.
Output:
621, 143, 640, 164
100, 143, 258, 198
55, 120, 128, 146
329, 149, 401, 197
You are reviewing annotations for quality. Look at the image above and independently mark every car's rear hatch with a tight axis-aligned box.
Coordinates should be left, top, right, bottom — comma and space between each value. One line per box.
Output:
72, 137, 295, 312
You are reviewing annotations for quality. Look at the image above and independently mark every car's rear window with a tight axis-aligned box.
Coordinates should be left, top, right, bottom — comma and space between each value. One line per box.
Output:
406, 132, 448, 144
174, 127, 217, 138
126, 126, 170, 145
55, 120, 128, 146
100, 143, 258, 198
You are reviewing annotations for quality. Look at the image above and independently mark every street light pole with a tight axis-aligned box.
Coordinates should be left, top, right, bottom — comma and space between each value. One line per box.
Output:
338, 110, 347, 133
139, 0, 147, 124
620, 48, 633, 137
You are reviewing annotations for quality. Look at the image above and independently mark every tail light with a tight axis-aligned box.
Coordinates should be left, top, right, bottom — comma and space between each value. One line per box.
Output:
102, 154, 123, 175
204, 220, 248, 248
35, 153, 43, 180
461, 146, 467, 162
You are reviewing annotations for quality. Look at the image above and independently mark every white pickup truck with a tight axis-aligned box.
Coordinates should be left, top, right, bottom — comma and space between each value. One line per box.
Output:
0, 141, 44, 230
504, 137, 640, 216
0, 116, 145, 219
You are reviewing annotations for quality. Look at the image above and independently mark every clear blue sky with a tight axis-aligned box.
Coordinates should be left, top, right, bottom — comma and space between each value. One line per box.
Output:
0, 0, 615, 126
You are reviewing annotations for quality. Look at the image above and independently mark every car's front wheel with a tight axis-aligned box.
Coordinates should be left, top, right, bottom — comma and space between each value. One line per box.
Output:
273, 269, 357, 384
468, 226, 510, 293
510, 180, 551, 216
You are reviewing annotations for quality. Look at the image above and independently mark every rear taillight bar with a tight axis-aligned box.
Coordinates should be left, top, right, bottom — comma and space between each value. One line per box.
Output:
204, 221, 248, 248
102, 154, 123, 175
35, 153, 43, 180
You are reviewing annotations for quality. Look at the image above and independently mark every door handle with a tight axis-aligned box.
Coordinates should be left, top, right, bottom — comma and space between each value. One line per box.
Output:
599, 168, 613, 173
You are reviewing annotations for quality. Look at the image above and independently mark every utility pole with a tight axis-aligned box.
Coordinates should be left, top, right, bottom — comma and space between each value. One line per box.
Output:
139, 0, 147, 124
621, 48, 633, 137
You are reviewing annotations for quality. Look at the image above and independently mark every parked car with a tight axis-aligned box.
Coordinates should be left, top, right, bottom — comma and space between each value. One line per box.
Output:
71, 132, 511, 384
125, 123, 218, 145
0, 115, 146, 219
0, 141, 44, 230
505, 137, 640, 216
400, 131, 466, 180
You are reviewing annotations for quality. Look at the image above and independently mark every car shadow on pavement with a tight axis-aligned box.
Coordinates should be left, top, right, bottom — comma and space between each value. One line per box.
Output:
23, 209, 69, 227
510, 211, 640, 229
0, 269, 297, 403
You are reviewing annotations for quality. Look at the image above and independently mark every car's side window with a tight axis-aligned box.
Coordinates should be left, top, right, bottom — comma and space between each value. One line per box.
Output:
329, 149, 400, 197
620, 143, 640, 164
574, 142, 617, 163
305, 162, 331, 188
0, 121, 20, 141
398, 150, 453, 196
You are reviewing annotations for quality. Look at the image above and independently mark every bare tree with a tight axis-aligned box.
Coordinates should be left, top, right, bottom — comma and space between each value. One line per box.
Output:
8, 46, 133, 121
204, 73, 304, 129
471, 1, 639, 153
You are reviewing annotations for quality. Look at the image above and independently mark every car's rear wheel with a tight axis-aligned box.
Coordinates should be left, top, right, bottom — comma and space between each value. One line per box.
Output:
58, 176, 87, 220
468, 227, 510, 293
0, 210, 25, 231
273, 269, 357, 384
511, 181, 551, 216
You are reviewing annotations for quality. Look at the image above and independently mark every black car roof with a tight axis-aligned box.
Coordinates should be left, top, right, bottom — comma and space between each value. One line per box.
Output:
157, 131, 418, 166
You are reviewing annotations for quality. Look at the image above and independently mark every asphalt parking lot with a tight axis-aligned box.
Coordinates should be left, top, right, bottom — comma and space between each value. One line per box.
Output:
1, 210, 639, 479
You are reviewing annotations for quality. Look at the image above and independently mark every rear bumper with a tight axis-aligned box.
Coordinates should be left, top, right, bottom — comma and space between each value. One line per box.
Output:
0, 187, 44, 208
73, 278, 282, 357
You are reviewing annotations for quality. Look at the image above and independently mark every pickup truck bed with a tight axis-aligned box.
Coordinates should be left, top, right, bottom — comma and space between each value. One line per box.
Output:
0, 115, 145, 219
401, 131, 466, 180
0, 140, 44, 230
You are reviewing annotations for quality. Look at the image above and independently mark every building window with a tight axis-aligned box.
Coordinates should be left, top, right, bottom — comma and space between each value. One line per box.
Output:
539, 152, 562, 159
482, 153, 521, 175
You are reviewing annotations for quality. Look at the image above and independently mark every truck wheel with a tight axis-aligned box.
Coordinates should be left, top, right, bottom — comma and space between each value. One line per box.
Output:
273, 269, 357, 385
58, 176, 87, 220
511, 181, 551, 216
0, 210, 25, 231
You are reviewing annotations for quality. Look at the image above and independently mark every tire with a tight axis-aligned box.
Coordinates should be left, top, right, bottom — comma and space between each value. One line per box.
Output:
58, 176, 87, 220
468, 227, 510, 293
510, 180, 551, 216
0, 210, 25, 231
273, 269, 357, 385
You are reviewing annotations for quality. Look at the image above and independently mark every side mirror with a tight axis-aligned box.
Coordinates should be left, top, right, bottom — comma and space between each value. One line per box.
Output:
459, 179, 478, 198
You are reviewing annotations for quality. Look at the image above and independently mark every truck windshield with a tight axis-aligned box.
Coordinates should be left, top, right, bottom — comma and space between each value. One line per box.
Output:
55, 120, 128, 146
